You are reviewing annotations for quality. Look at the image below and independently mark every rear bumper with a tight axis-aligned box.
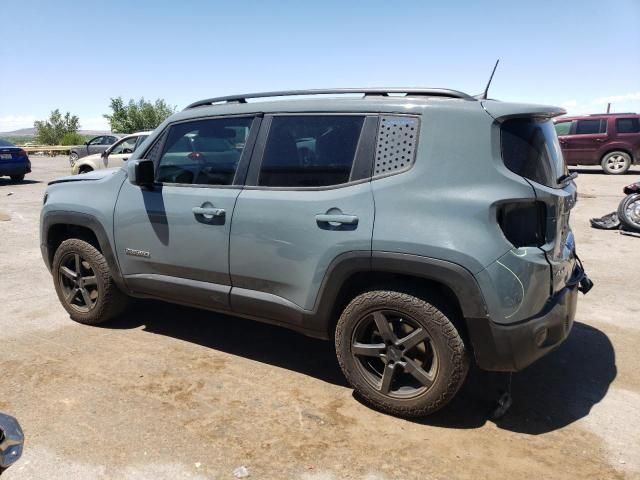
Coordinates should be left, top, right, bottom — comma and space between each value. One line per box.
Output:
467, 263, 587, 372
0, 161, 31, 176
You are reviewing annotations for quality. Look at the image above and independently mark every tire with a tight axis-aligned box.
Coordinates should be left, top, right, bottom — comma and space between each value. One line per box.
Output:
10, 174, 24, 182
79, 166, 93, 174
52, 239, 128, 325
601, 151, 631, 175
335, 290, 469, 417
69, 152, 79, 163
617, 193, 640, 232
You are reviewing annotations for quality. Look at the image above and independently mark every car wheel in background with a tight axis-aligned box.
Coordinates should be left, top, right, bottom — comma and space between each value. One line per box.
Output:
10, 174, 25, 182
617, 193, 640, 232
335, 290, 469, 417
52, 239, 129, 325
601, 151, 631, 175
69, 152, 79, 163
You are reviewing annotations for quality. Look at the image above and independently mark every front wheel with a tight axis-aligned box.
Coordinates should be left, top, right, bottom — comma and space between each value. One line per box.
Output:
69, 152, 79, 163
52, 239, 128, 325
335, 291, 469, 417
618, 193, 640, 232
601, 151, 631, 175
10, 174, 24, 182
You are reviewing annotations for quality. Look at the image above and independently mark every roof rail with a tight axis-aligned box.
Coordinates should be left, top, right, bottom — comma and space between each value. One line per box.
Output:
185, 88, 475, 109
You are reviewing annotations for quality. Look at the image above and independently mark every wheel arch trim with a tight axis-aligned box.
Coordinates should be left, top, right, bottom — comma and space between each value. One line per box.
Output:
41, 211, 126, 291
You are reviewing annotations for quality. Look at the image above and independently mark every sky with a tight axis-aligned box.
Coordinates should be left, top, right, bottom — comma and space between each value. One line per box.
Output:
1, 0, 639, 132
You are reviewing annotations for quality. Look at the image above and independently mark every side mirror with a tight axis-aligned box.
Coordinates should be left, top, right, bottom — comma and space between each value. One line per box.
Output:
0, 413, 24, 473
128, 159, 155, 188
101, 150, 108, 158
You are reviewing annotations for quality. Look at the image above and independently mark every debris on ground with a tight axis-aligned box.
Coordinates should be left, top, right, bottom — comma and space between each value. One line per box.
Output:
590, 212, 620, 230
233, 465, 250, 478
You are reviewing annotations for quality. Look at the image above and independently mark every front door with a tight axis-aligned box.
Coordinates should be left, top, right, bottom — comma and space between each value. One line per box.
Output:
566, 118, 608, 164
113, 115, 257, 310
229, 114, 377, 322
104, 136, 140, 169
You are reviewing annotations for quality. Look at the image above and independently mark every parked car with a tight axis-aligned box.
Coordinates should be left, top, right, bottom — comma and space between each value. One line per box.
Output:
0, 139, 31, 182
40, 88, 592, 417
68, 135, 121, 164
554, 113, 640, 174
71, 132, 151, 174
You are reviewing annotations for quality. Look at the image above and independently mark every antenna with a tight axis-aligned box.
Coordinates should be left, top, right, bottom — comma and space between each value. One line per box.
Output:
481, 59, 500, 100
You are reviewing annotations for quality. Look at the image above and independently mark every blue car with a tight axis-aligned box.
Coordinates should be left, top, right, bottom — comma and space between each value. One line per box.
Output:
0, 139, 31, 182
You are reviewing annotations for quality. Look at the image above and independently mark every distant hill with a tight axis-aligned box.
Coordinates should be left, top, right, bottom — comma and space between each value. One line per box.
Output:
0, 128, 111, 137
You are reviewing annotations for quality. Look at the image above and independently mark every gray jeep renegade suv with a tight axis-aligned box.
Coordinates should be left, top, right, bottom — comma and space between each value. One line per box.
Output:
40, 88, 592, 417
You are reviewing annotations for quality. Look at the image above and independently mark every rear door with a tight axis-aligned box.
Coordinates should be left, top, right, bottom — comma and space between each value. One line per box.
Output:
565, 118, 608, 164
229, 114, 377, 320
113, 116, 259, 310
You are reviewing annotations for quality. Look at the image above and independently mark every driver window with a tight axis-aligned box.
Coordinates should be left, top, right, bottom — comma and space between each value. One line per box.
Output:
110, 137, 137, 155
88, 136, 103, 146
156, 117, 252, 186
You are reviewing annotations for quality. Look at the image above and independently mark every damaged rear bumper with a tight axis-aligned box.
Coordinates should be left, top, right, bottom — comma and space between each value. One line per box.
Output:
467, 262, 590, 372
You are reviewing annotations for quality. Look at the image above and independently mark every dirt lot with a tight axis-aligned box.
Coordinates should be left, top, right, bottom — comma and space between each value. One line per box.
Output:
1, 156, 639, 480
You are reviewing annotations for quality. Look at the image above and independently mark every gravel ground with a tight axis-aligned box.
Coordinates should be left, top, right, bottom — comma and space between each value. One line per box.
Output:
0, 156, 639, 480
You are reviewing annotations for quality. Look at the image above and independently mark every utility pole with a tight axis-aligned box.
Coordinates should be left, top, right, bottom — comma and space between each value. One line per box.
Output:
606, 103, 611, 113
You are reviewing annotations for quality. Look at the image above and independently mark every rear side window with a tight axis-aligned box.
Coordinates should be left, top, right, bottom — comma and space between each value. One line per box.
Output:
258, 115, 364, 187
575, 119, 606, 135
156, 117, 252, 186
616, 118, 640, 134
554, 121, 572, 136
501, 118, 566, 188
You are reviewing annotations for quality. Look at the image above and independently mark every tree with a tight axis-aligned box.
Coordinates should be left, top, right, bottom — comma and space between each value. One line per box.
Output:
103, 97, 176, 134
34, 110, 81, 145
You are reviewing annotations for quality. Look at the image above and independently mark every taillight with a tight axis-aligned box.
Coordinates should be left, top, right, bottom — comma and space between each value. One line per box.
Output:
498, 201, 547, 248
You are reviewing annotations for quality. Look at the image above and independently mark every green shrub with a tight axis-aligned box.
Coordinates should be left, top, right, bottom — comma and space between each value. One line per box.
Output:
60, 132, 86, 146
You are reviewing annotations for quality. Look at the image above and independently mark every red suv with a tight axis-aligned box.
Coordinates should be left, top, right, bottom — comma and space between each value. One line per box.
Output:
554, 113, 640, 174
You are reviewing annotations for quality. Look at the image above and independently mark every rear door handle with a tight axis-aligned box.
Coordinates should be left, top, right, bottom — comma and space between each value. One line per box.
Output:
192, 206, 225, 217
315, 214, 359, 225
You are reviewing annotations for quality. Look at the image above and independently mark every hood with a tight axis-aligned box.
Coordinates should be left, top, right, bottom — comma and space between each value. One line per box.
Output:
48, 168, 120, 185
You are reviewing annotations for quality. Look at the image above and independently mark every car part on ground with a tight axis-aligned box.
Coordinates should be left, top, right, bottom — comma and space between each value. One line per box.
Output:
40, 87, 591, 417
0, 413, 24, 474
618, 193, 640, 231
590, 181, 640, 233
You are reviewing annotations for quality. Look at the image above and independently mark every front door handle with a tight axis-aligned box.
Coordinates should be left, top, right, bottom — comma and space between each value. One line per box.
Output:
192, 206, 225, 217
595, 138, 606, 143
315, 214, 359, 225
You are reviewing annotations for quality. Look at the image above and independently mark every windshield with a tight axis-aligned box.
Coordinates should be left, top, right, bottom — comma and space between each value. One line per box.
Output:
501, 118, 568, 188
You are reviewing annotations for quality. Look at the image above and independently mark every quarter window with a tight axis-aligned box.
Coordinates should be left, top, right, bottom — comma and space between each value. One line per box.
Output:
258, 115, 364, 187
554, 121, 572, 136
156, 117, 252, 186
575, 119, 606, 135
616, 118, 640, 134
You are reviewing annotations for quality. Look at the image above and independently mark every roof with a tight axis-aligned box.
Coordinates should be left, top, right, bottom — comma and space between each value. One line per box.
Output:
556, 112, 639, 121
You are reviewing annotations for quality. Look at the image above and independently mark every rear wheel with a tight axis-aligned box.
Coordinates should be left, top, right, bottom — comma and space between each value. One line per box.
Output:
618, 193, 640, 232
601, 151, 631, 175
335, 290, 469, 417
52, 239, 128, 325
10, 174, 24, 182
